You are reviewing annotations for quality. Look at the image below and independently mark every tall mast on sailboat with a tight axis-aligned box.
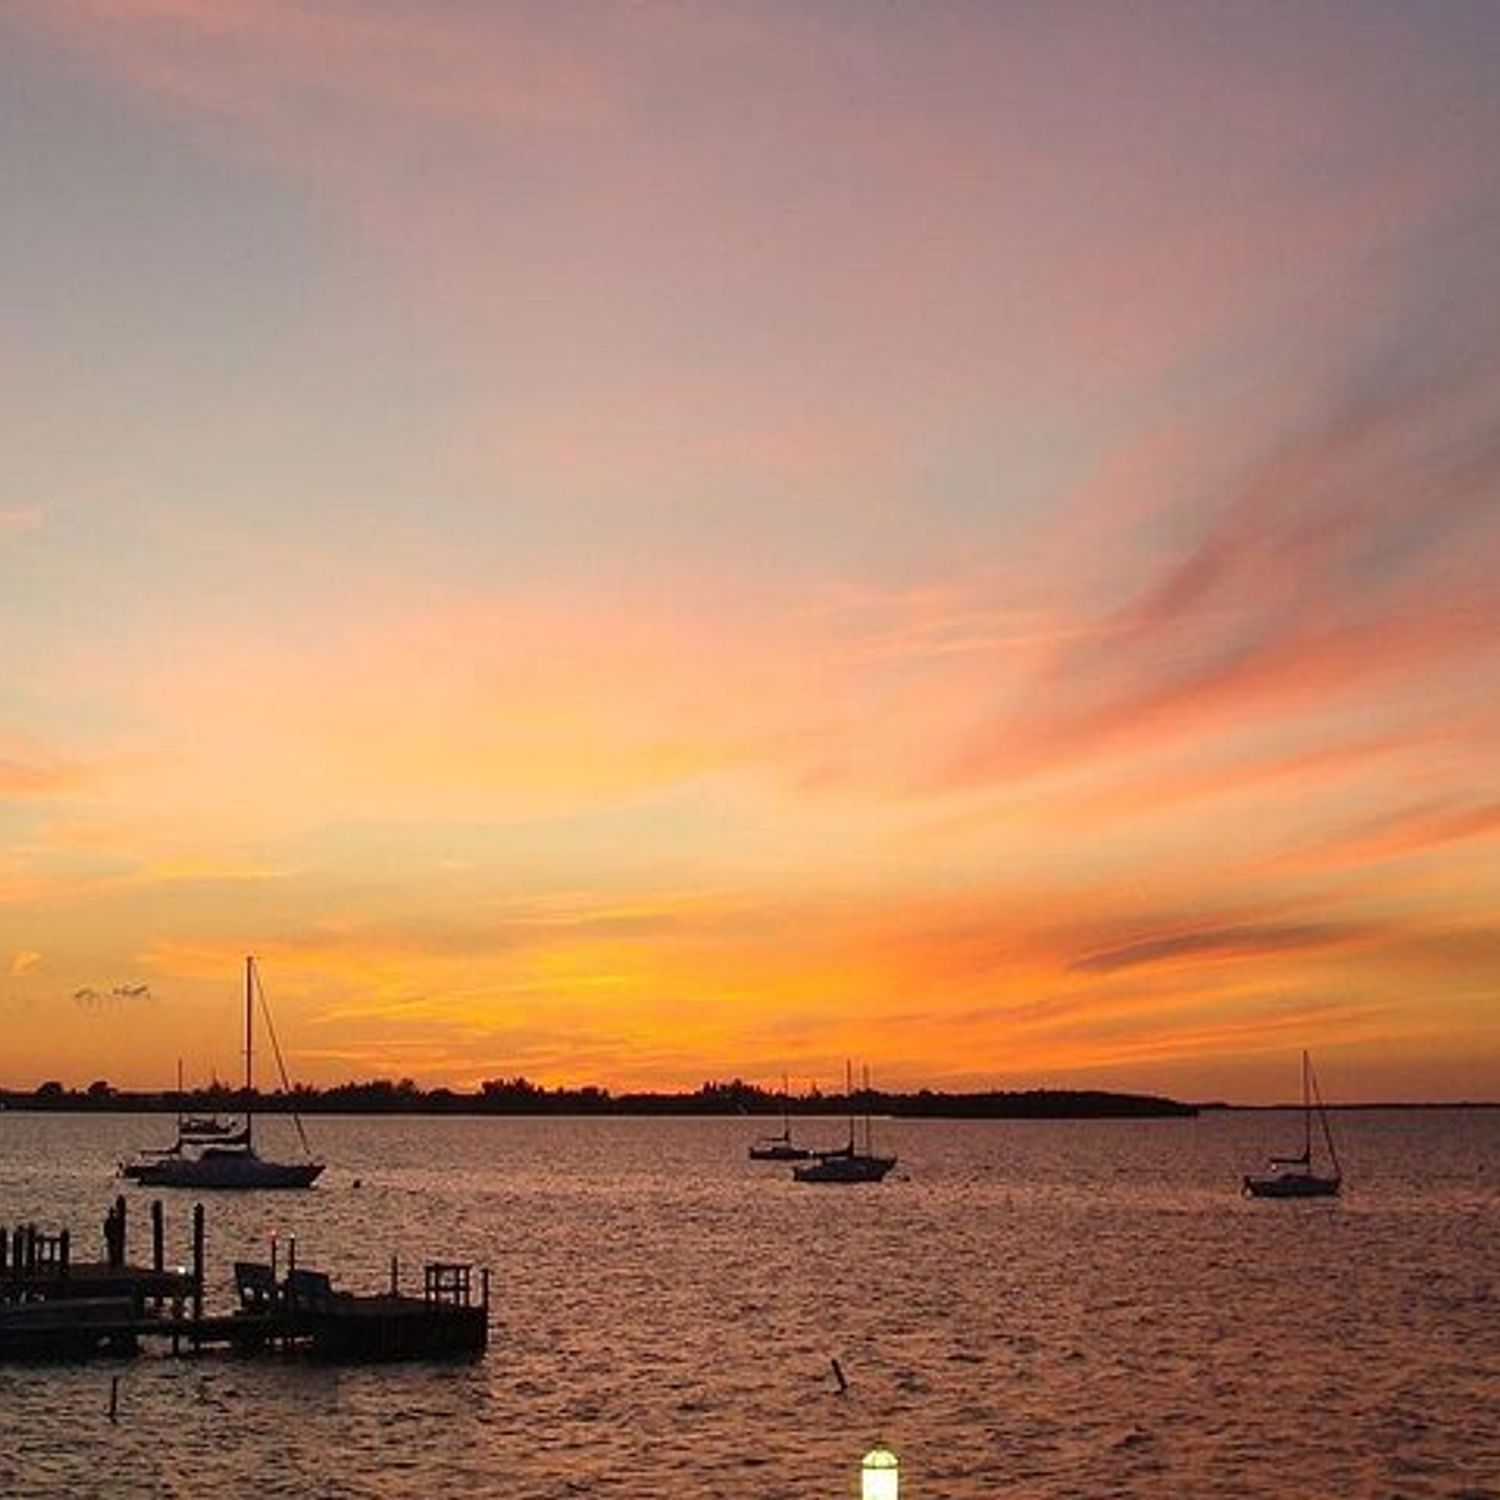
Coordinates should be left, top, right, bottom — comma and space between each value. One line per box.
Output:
244, 954, 255, 1147
1301, 1050, 1312, 1163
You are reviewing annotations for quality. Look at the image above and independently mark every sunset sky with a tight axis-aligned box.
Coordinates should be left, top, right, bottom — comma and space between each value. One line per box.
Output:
3, 2, 1498, 1103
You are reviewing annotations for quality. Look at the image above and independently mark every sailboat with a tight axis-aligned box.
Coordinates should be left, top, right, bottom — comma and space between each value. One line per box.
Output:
748, 1074, 811, 1161
1242, 1050, 1342, 1199
121, 957, 324, 1190
793, 1063, 896, 1184
119, 1060, 238, 1180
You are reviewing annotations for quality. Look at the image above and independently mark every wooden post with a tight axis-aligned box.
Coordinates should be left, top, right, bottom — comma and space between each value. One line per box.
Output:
114, 1194, 127, 1264
151, 1199, 165, 1311
480, 1266, 490, 1316
389, 1254, 399, 1296
58, 1229, 70, 1279
0, 1225, 7, 1275
191, 1202, 205, 1343
285, 1237, 297, 1353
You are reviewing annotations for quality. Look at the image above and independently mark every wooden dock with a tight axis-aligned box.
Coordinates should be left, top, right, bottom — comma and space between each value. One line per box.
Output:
1, 1199, 488, 1364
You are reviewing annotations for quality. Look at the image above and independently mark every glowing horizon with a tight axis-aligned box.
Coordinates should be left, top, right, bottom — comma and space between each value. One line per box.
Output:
3, 2, 1498, 1103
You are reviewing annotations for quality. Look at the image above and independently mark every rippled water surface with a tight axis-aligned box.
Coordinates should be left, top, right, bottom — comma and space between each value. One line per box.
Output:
1, 1110, 1497, 1497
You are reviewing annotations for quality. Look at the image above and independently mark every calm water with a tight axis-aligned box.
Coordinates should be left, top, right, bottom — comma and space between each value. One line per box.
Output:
0, 1109, 1496, 1498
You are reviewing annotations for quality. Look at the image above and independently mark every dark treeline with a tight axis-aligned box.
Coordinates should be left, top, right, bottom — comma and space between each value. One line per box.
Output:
893, 1088, 1198, 1119
0, 1077, 1198, 1118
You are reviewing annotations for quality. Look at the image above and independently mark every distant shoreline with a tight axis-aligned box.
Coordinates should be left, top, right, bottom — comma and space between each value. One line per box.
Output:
0, 1084, 1494, 1118
0, 1084, 1197, 1119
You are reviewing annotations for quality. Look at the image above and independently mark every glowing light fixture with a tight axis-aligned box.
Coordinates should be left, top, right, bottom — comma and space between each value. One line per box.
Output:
861, 1445, 899, 1500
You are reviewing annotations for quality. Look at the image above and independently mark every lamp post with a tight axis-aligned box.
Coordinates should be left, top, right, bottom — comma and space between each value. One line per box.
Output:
861, 1445, 899, 1500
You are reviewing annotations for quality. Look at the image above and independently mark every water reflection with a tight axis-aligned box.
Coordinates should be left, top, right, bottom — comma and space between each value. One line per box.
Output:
0, 1110, 1496, 1497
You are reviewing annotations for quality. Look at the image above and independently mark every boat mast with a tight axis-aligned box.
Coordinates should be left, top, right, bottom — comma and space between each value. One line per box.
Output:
1301, 1050, 1314, 1165
244, 954, 255, 1147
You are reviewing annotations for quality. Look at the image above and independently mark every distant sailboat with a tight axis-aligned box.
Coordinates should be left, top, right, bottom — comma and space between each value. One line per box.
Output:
122, 957, 323, 1191
119, 1059, 237, 1179
1242, 1050, 1342, 1199
794, 1063, 896, 1184
748, 1074, 811, 1161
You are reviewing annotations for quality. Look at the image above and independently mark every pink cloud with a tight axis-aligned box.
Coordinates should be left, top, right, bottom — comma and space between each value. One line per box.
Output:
18, 0, 607, 132
0, 507, 45, 538
944, 364, 1500, 790
1281, 798, 1500, 873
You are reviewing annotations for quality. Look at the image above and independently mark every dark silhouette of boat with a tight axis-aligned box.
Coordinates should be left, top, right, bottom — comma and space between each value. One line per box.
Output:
748, 1074, 811, 1160
119, 1060, 241, 1182
1243, 1050, 1342, 1199
122, 957, 323, 1190
794, 1063, 896, 1184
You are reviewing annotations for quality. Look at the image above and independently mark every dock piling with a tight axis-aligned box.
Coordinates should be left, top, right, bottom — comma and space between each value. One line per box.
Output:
190, 1203, 205, 1339
150, 1200, 165, 1312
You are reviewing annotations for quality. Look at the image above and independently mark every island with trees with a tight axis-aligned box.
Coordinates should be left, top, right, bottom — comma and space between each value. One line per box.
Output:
0, 1076, 1199, 1118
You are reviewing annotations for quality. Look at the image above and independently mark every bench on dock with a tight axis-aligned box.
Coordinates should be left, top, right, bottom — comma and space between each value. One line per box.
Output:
234, 1263, 356, 1316
234, 1261, 278, 1312
285, 1268, 354, 1315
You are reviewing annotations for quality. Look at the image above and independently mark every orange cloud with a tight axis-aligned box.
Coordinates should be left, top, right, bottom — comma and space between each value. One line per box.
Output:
1068, 921, 1368, 976
0, 750, 87, 798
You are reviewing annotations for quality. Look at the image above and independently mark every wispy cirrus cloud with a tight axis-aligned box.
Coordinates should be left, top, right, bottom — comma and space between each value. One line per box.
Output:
1280, 798, 1500, 873
945, 361, 1500, 791
1069, 921, 1366, 976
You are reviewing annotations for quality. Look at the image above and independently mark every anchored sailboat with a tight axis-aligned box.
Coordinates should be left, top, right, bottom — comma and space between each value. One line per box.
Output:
121, 957, 324, 1190
748, 1074, 811, 1161
118, 1059, 238, 1179
793, 1063, 896, 1184
1242, 1050, 1342, 1199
